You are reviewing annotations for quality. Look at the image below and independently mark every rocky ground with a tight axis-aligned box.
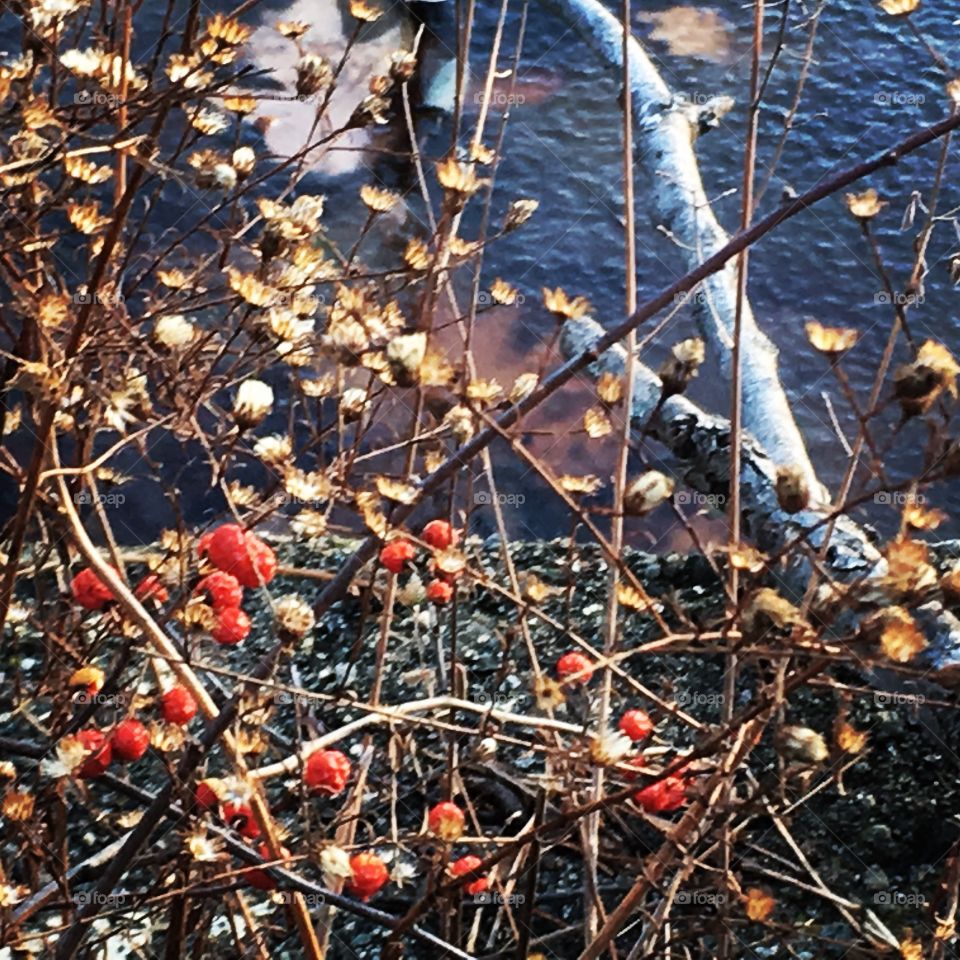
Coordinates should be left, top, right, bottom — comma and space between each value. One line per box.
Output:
2, 536, 959, 958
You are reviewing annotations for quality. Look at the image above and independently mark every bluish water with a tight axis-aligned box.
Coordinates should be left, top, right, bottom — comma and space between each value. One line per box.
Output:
2, 0, 957, 546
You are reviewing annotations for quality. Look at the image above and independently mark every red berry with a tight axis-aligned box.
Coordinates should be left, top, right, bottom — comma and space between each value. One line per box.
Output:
211, 606, 251, 645
195, 778, 222, 809
450, 855, 488, 895
304, 749, 351, 795
71, 568, 115, 611
222, 801, 260, 839
556, 651, 593, 685
347, 852, 389, 900
379, 539, 416, 574
428, 801, 465, 841
426, 579, 453, 605
161, 685, 197, 725
134, 575, 169, 604
195, 571, 244, 610
422, 519, 456, 551
111, 718, 150, 762
619, 709, 654, 742
200, 524, 276, 588
76, 729, 112, 778
623, 755, 646, 782
634, 774, 688, 813
247, 842, 291, 890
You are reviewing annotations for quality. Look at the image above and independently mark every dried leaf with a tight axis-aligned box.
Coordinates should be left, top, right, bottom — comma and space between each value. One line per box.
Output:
597, 372, 623, 404
583, 406, 612, 439
744, 887, 776, 921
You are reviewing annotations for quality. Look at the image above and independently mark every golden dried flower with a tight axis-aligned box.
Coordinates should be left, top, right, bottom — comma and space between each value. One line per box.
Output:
879, 611, 927, 663
542, 286, 590, 320
878, 0, 918, 13
227, 268, 280, 307
275, 595, 315, 638
774, 725, 828, 764
67, 201, 110, 234
534, 676, 566, 710
205, 13, 251, 46
2, 789, 34, 822
489, 278, 518, 305
558, 474, 602, 495
659, 337, 705, 395
386, 332, 427, 386
349, 0, 384, 21
37, 293, 71, 328
63, 154, 112, 184
583, 406, 612, 439
277, 19, 309, 38
835, 720, 868, 754
805, 320, 858, 356
504, 198, 539, 231
389, 50, 417, 83
361, 184, 401, 212
404, 238, 431, 271
296, 53, 333, 98
623, 471, 675, 515
223, 93, 258, 114
340, 387, 369, 422
844, 187, 886, 219
509, 372, 539, 404
436, 155, 481, 205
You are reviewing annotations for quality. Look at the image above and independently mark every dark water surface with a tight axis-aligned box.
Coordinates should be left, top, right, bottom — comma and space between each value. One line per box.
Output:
3, 0, 958, 547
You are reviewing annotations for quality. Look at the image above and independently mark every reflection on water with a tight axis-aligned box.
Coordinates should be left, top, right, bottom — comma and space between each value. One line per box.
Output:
638, 7, 735, 63
246, 0, 406, 175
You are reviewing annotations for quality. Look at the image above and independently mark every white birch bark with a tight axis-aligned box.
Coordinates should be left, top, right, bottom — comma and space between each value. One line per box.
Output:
540, 0, 824, 502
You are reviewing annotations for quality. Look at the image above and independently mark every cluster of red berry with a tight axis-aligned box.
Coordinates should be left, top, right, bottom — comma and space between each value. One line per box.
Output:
73, 684, 199, 779
379, 519, 459, 604
427, 801, 489, 895
616, 708, 689, 813
70, 523, 277, 648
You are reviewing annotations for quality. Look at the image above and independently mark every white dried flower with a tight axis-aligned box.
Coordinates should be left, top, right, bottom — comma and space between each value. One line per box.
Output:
340, 387, 368, 422
623, 470, 675, 516
253, 433, 293, 464
589, 730, 634, 765
153, 314, 196, 348
232, 146, 255, 178
233, 379, 274, 428
319, 845, 353, 884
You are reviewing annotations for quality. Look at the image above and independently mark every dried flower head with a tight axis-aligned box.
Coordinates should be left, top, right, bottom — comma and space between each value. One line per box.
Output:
274, 595, 315, 638
233, 379, 274, 428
